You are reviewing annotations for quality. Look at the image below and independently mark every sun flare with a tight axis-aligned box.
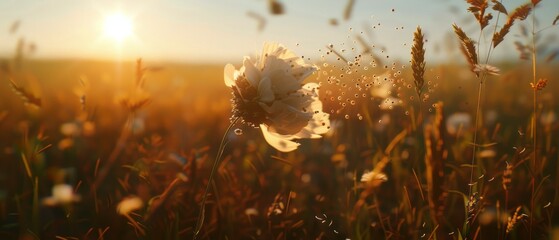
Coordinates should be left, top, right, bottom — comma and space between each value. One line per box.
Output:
103, 13, 132, 42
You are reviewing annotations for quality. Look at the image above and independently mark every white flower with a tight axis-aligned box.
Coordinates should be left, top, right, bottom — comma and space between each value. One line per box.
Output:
379, 97, 402, 110
370, 73, 402, 111
473, 64, 500, 76
360, 171, 388, 182
245, 208, 259, 216
42, 184, 80, 206
370, 73, 393, 99
446, 112, 472, 135
370, 81, 392, 99
360, 171, 388, 188
225, 42, 330, 152
116, 196, 143, 215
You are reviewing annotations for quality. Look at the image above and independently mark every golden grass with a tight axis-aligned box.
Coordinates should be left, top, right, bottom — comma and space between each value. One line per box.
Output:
411, 27, 425, 97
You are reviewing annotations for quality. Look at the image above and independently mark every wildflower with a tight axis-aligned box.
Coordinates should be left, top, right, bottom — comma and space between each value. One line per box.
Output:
116, 196, 143, 215
245, 208, 259, 216
446, 112, 472, 135
473, 64, 500, 76
225, 42, 330, 152
360, 171, 388, 188
370, 79, 392, 99
379, 97, 401, 110
42, 184, 80, 206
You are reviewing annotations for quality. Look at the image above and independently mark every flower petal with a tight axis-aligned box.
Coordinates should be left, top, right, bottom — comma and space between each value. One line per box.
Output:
261, 100, 312, 135
258, 76, 274, 103
260, 124, 300, 152
243, 57, 261, 87
224, 64, 236, 87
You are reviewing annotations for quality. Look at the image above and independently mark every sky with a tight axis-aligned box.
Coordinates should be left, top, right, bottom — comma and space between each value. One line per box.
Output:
0, 0, 557, 64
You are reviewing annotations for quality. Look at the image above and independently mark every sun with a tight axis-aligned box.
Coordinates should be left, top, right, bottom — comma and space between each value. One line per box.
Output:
103, 13, 133, 42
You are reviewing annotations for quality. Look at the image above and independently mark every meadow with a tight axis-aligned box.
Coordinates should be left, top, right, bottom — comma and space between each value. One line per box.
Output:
1, 1, 559, 240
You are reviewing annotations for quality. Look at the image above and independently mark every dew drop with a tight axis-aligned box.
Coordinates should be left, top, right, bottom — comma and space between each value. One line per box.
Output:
234, 128, 243, 135
345, 114, 350, 119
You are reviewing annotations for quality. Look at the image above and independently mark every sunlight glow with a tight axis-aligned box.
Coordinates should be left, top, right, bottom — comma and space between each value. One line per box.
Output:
103, 13, 133, 42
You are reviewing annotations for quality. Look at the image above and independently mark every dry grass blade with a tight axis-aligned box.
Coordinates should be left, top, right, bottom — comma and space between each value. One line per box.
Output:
519, 24, 528, 37
411, 26, 426, 97
546, 50, 559, 63
514, 41, 530, 60
247, 11, 266, 32
120, 97, 151, 112
553, 14, 559, 25
9, 20, 20, 34
326, 45, 349, 64
452, 24, 478, 73
21, 153, 33, 180
344, 0, 355, 20
492, 4, 531, 48
508, 4, 532, 21
8, 78, 42, 107
491, 0, 507, 15
355, 35, 371, 55
531, 0, 541, 6
135, 58, 145, 87
466, 0, 492, 29
502, 162, 512, 191
506, 206, 528, 233
424, 102, 448, 227
466, 0, 487, 13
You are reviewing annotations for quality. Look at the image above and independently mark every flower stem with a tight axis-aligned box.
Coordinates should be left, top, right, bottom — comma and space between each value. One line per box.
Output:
529, 4, 538, 239
468, 77, 483, 198
193, 117, 239, 239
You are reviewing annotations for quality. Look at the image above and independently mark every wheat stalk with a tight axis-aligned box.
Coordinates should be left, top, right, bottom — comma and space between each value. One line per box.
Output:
466, 0, 493, 29
8, 78, 41, 108
493, 4, 532, 48
502, 162, 513, 191
424, 102, 448, 227
506, 206, 528, 234
411, 26, 425, 97
452, 24, 478, 74
491, 0, 507, 15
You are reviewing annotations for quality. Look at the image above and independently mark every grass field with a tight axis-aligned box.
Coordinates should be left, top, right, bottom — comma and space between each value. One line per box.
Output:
0, 56, 558, 239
